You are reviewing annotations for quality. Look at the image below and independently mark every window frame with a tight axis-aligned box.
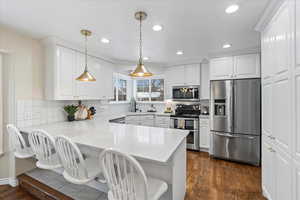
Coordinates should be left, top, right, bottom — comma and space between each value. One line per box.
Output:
133, 75, 165, 103
110, 73, 132, 104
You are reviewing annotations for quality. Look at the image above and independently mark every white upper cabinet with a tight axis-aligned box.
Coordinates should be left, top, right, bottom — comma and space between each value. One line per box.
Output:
200, 63, 210, 99
184, 64, 201, 85
164, 64, 201, 99
234, 54, 261, 79
98, 61, 114, 99
166, 66, 185, 86
210, 57, 234, 80
210, 54, 261, 80
56, 46, 76, 100
44, 43, 114, 100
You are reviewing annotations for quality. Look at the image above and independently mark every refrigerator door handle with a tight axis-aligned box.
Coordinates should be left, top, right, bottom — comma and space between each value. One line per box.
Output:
214, 132, 256, 140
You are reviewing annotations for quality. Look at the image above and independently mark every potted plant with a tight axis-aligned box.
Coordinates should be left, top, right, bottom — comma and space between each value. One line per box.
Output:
64, 105, 78, 122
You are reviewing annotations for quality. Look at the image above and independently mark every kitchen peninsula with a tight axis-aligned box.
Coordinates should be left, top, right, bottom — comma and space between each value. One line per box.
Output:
21, 116, 189, 200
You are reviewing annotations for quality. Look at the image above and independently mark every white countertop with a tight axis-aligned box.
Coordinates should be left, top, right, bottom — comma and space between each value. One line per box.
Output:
21, 117, 188, 163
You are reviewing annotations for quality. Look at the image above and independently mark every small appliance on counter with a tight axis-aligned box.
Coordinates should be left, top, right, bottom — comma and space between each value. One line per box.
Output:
170, 104, 201, 150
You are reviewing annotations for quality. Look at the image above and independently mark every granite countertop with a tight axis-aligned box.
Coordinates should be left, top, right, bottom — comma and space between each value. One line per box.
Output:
21, 116, 188, 163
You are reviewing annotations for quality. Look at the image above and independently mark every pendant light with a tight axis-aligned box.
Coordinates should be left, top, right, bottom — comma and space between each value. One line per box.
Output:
76, 29, 96, 82
130, 11, 153, 77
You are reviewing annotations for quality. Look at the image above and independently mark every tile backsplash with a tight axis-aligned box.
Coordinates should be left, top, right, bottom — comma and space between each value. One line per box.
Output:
16, 100, 130, 128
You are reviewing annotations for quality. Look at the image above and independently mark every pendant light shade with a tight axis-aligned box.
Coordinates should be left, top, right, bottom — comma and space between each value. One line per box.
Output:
76, 29, 96, 82
130, 11, 153, 77
130, 62, 153, 77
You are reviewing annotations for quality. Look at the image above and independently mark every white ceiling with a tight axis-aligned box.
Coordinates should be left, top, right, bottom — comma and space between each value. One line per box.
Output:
0, 0, 269, 65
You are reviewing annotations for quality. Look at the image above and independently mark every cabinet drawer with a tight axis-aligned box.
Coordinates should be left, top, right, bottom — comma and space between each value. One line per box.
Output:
200, 119, 209, 126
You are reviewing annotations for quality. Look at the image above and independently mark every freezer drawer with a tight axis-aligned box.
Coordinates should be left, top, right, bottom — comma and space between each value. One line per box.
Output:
211, 132, 260, 165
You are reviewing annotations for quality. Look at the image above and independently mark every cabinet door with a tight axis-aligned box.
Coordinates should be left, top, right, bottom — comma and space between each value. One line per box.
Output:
75, 53, 91, 99
201, 63, 210, 99
199, 119, 210, 149
210, 57, 234, 80
85, 56, 102, 99
140, 115, 154, 126
262, 141, 275, 200
272, 76, 292, 154
262, 81, 273, 137
294, 160, 300, 200
184, 64, 200, 85
234, 54, 261, 79
274, 147, 292, 200
166, 66, 185, 85
155, 116, 170, 128
56, 46, 75, 100
125, 115, 140, 125
99, 61, 114, 99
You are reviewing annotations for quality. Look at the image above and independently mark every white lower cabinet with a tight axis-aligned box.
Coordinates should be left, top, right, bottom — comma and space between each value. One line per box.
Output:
293, 160, 300, 200
262, 138, 293, 200
155, 115, 171, 128
199, 119, 210, 150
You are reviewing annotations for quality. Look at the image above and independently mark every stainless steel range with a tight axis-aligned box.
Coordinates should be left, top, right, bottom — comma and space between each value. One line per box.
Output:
170, 104, 201, 150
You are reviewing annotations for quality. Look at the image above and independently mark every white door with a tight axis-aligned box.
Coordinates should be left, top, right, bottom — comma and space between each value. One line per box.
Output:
57, 46, 75, 100
210, 57, 234, 80
274, 147, 292, 200
262, 140, 275, 200
200, 63, 210, 99
234, 54, 261, 79
184, 64, 200, 85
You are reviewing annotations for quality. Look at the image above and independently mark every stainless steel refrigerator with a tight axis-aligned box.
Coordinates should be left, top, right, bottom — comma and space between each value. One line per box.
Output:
210, 79, 261, 166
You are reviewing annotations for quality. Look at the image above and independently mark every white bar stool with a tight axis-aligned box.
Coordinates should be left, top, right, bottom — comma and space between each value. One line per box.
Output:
6, 124, 34, 158
55, 135, 102, 185
28, 129, 62, 170
99, 149, 168, 200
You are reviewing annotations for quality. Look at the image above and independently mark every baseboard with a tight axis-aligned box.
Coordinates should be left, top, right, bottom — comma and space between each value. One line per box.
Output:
0, 177, 18, 187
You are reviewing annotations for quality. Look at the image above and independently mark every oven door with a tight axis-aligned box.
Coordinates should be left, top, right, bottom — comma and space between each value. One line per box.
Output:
171, 118, 199, 150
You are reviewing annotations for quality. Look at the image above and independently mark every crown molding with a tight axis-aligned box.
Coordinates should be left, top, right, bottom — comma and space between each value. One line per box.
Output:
255, 0, 286, 32
41, 36, 115, 64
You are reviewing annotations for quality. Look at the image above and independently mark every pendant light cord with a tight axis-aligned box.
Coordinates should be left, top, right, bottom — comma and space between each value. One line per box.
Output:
85, 34, 88, 71
139, 14, 143, 64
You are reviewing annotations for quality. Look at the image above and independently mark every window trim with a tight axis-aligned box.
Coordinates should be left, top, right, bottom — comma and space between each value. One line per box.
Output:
134, 75, 165, 103
110, 73, 131, 104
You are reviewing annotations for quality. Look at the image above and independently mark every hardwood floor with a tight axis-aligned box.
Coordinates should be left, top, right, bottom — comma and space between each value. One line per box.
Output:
0, 185, 38, 200
185, 151, 266, 200
0, 151, 265, 200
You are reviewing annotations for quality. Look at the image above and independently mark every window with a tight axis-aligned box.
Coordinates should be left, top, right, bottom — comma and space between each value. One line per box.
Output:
135, 77, 164, 102
112, 73, 131, 102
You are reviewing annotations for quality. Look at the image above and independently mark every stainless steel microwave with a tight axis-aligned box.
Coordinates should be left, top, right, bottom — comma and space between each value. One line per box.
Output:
172, 85, 200, 101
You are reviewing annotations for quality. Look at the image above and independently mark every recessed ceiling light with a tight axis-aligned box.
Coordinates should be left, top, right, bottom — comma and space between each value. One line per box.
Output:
176, 51, 184, 55
143, 57, 149, 61
152, 25, 163, 31
101, 38, 110, 44
226, 4, 239, 14
223, 43, 232, 49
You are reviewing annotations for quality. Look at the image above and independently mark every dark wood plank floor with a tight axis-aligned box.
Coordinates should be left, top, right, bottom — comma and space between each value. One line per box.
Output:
0, 185, 38, 200
0, 151, 265, 200
185, 151, 266, 200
